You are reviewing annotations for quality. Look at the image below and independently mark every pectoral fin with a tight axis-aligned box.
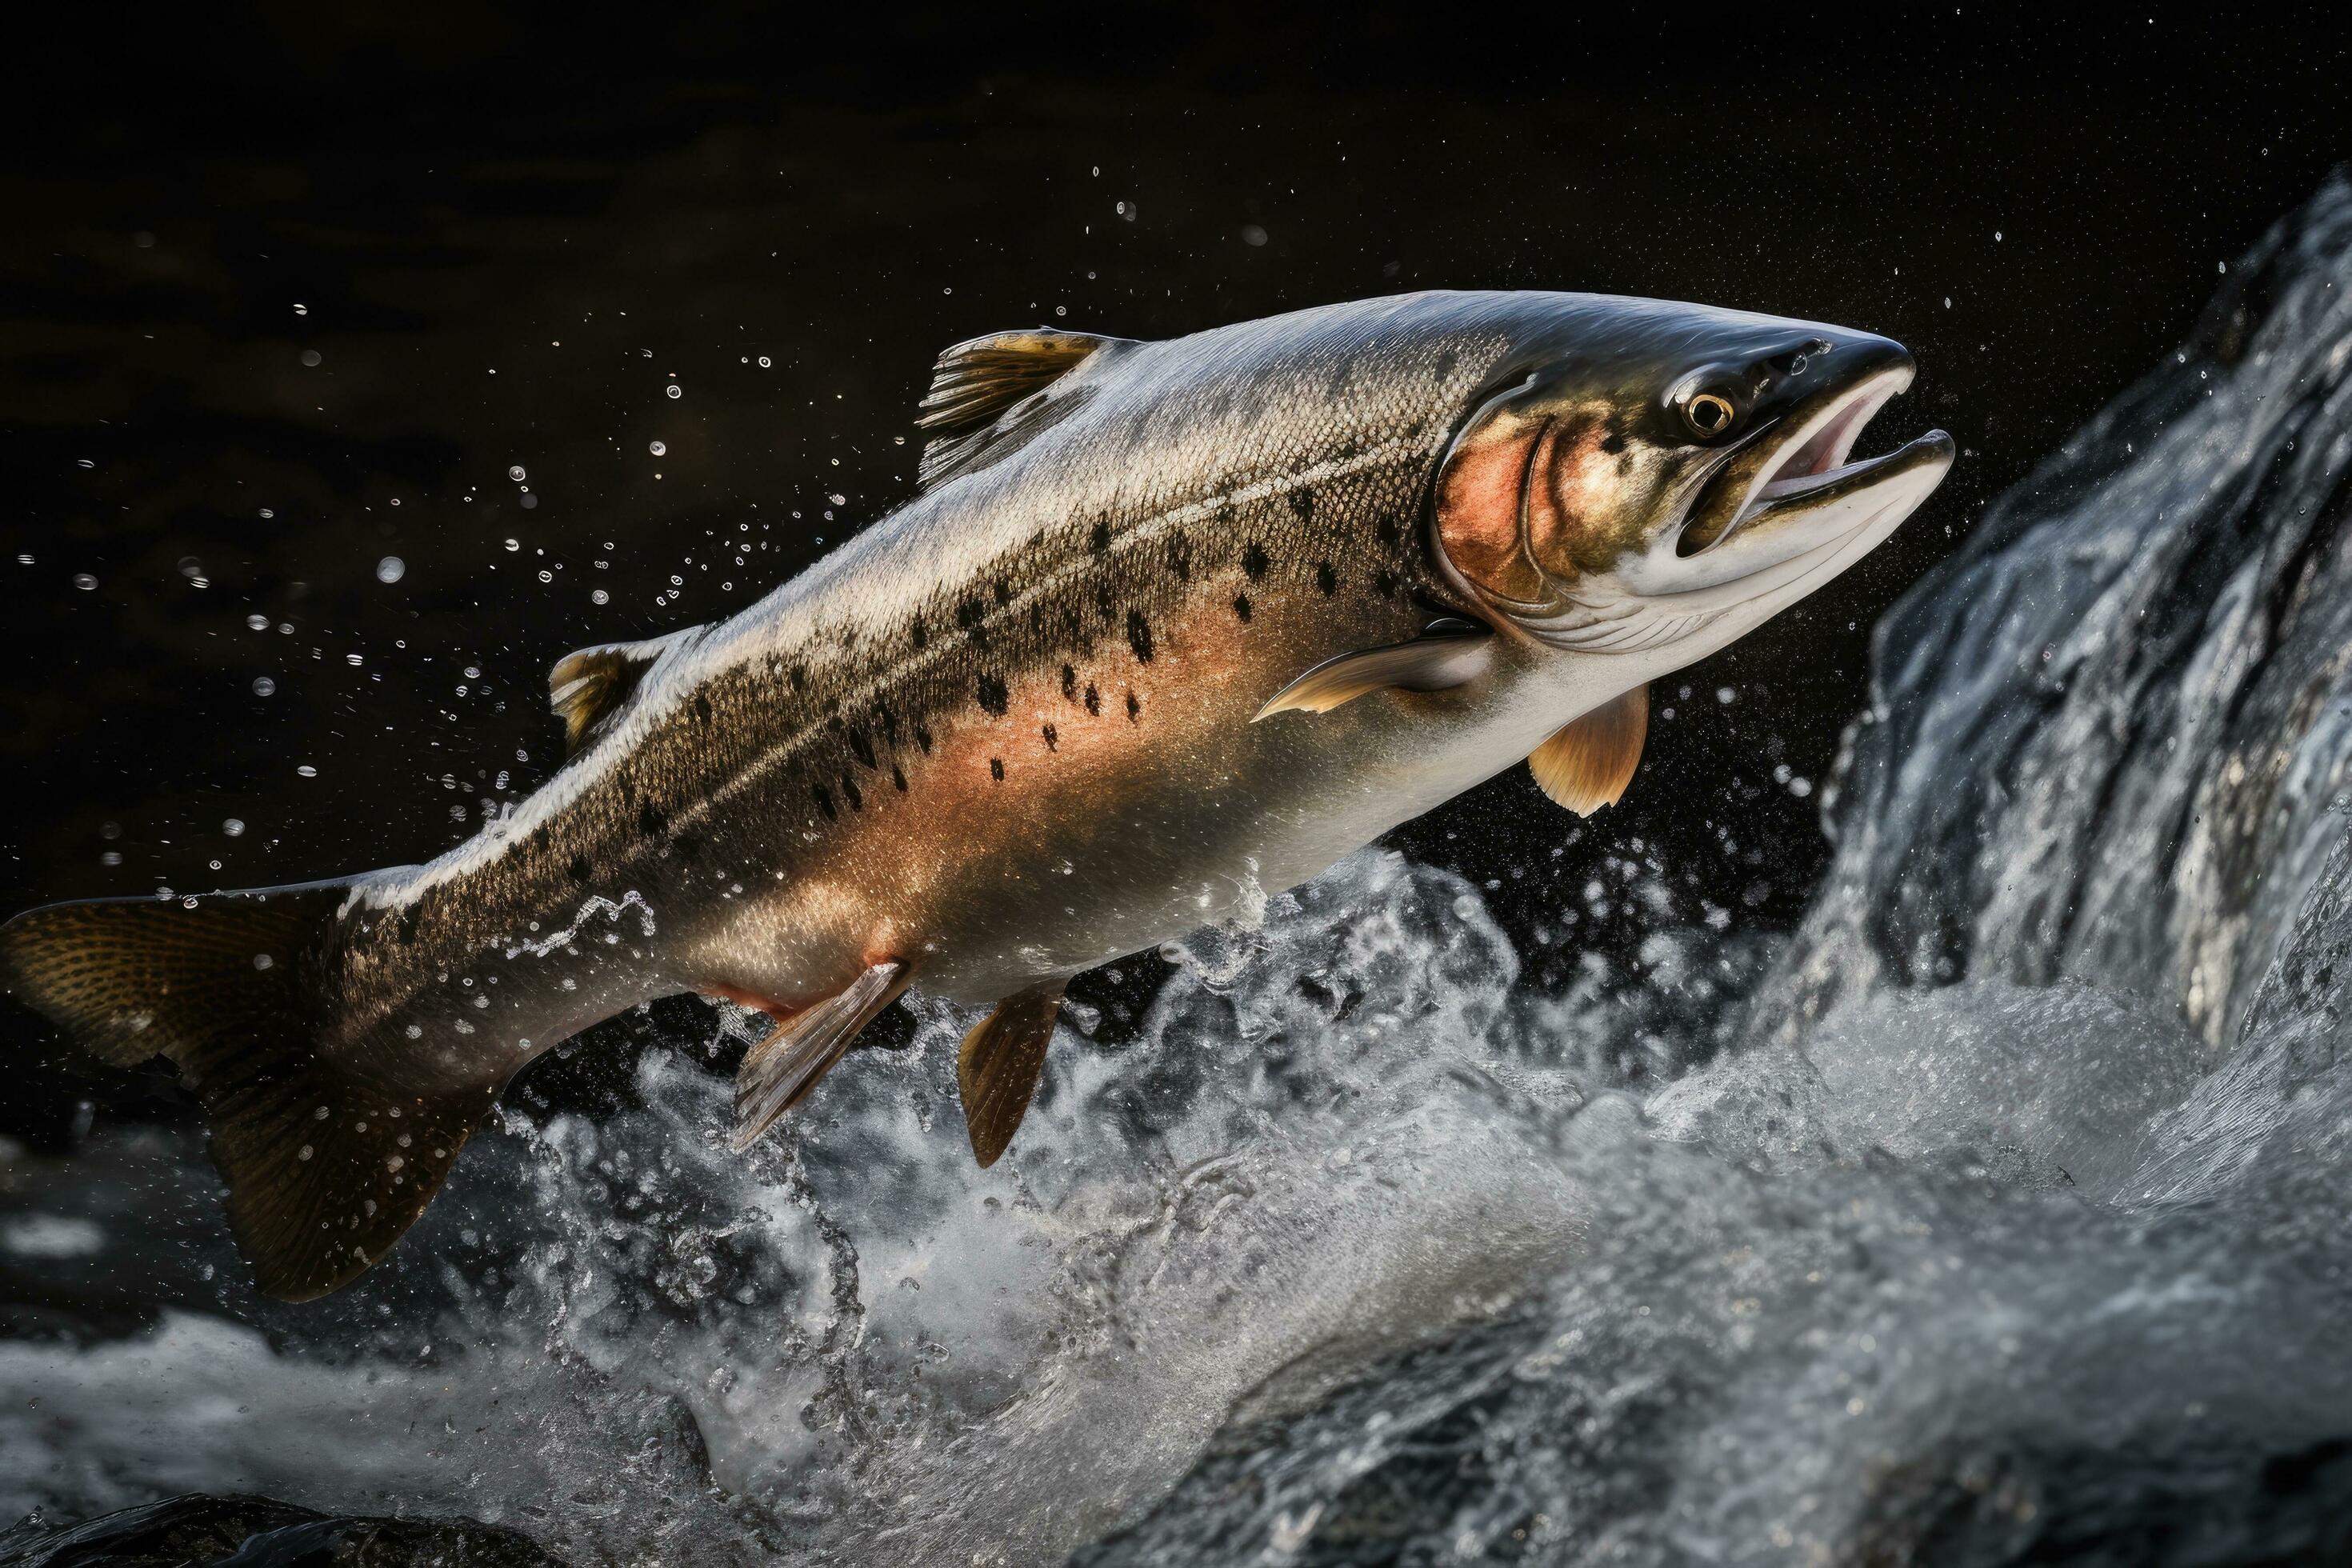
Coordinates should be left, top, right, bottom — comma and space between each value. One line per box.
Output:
957, 980, 1065, 1167
1528, 685, 1648, 814
1254, 627, 1494, 721
730, 961, 911, 1152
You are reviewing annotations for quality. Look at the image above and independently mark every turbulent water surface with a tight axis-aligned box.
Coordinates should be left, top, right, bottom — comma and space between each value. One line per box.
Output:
8, 178, 2352, 1565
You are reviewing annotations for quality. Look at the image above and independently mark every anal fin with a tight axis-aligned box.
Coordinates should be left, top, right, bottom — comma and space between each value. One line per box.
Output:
730, 961, 910, 1152
957, 980, 1065, 1167
1528, 685, 1648, 815
1254, 627, 1494, 721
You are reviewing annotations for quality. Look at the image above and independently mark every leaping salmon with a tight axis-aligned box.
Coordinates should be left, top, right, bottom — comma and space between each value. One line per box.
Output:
0, 291, 1953, 1298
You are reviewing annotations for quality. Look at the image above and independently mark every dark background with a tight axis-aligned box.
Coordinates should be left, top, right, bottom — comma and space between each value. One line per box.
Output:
2, 5, 2343, 1134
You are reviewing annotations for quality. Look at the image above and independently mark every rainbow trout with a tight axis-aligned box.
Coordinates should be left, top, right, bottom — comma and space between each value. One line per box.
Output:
1, 291, 1951, 1298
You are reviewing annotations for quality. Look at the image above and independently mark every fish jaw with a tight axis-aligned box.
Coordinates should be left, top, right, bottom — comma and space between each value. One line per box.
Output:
1508, 361, 1954, 658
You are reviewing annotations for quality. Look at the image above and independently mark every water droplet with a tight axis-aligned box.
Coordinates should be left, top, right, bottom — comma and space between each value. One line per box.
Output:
253, 953, 274, 970
76, 458, 94, 470
520, 493, 538, 510
665, 384, 682, 400
537, 569, 553, 583
504, 538, 521, 552
590, 588, 610, 605
246, 613, 268, 630
300, 349, 322, 367
296, 764, 317, 777
223, 818, 246, 837
73, 572, 98, 591
758, 355, 772, 368
258, 508, 274, 519
294, 303, 308, 315
375, 556, 406, 584
649, 440, 666, 456
508, 465, 526, 482
345, 653, 363, 666
252, 675, 278, 696
1241, 224, 1269, 246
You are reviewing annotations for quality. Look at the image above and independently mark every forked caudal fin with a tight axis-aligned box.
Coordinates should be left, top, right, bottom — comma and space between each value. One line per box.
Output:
0, 884, 503, 1302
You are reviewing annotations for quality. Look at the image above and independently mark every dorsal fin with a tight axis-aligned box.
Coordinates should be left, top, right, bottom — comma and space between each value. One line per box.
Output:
548, 627, 702, 756
916, 328, 1126, 489
1527, 685, 1648, 815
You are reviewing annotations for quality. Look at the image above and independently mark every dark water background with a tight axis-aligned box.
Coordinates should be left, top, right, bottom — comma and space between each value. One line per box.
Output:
2, 6, 2341, 1133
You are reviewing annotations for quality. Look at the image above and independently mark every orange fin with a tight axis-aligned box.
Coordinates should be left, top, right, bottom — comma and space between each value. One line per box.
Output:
730, 961, 910, 1152
957, 980, 1065, 1167
1528, 686, 1648, 815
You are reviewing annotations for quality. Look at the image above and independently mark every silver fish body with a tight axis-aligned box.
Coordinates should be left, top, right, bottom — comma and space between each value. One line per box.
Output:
0, 290, 1953, 1297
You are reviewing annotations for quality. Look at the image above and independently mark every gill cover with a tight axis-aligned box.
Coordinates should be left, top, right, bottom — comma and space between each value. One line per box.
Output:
1433, 374, 1650, 608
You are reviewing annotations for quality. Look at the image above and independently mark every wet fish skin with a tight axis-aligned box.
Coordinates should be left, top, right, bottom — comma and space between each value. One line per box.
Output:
0, 290, 1952, 1298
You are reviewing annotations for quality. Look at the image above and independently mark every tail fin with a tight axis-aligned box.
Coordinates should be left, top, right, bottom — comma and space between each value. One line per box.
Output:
0, 884, 498, 1301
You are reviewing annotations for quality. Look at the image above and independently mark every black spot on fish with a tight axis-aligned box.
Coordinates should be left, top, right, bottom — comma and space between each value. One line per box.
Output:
1030, 602, 1045, 632
910, 620, 928, 650
1089, 519, 1111, 554
1042, 722, 1058, 751
814, 785, 837, 821
1599, 430, 1628, 455
956, 598, 988, 647
1084, 682, 1101, 716
990, 757, 1006, 782
1126, 691, 1142, 722
638, 803, 667, 838
1233, 593, 1253, 622
1094, 581, 1117, 623
842, 774, 863, 811
1126, 610, 1154, 663
1061, 662, 1078, 700
1168, 534, 1192, 581
1374, 568, 1404, 598
1434, 348, 1459, 380
847, 726, 876, 767
1375, 514, 1402, 546
994, 578, 1013, 607
694, 694, 712, 725
790, 664, 809, 693
1316, 561, 1338, 596
915, 725, 934, 754
874, 704, 898, 742
396, 906, 420, 946
1288, 490, 1314, 525
566, 854, 592, 884
1242, 541, 1270, 581
530, 826, 550, 853
891, 763, 907, 791
977, 673, 1010, 716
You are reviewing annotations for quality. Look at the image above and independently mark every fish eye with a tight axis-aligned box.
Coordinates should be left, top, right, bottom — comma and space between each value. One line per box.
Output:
1681, 389, 1741, 441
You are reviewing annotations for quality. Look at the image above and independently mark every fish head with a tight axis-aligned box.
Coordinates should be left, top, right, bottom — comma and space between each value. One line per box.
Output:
1430, 301, 1954, 657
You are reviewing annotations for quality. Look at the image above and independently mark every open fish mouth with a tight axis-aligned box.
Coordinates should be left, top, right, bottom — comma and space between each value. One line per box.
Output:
1656, 362, 1953, 606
